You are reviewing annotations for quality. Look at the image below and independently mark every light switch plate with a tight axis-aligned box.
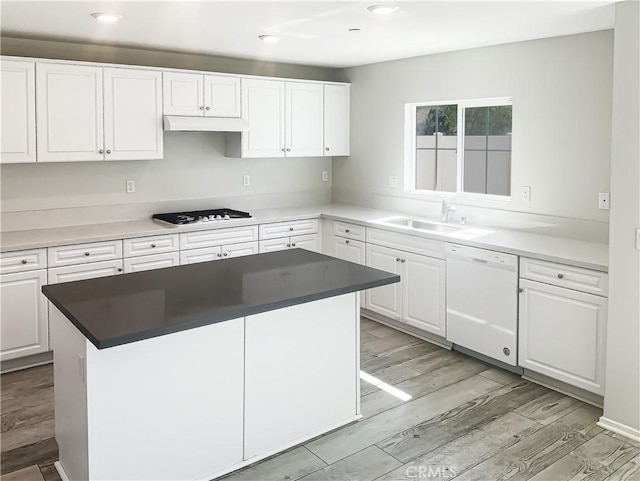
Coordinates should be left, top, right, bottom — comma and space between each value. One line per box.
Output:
322, 171, 329, 182
243, 174, 250, 187
389, 176, 398, 188
521, 186, 531, 202
636, 228, 640, 251
126, 180, 135, 194
598, 192, 610, 210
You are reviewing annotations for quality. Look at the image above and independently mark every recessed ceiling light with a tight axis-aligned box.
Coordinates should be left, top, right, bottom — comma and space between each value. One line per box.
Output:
91, 13, 122, 23
258, 35, 280, 43
367, 4, 399, 15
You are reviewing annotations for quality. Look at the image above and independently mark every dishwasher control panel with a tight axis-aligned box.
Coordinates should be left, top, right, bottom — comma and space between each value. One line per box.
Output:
445, 244, 518, 270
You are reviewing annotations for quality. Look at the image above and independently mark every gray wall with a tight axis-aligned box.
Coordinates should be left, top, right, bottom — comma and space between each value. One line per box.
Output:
334, 31, 613, 225
601, 1, 639, 439
0, 38, 339, 230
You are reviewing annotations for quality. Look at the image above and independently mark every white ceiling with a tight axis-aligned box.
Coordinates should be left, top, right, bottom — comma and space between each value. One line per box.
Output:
0, 1, 616, 68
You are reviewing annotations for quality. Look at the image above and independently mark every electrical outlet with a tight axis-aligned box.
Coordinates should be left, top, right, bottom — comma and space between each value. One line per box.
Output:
243, 174, 250, 187
521, 186, 531, 202
126, 180, 135, 194
389, 176, 398, 188
636, 228, 640, 251
598, 192, 610, 210
322, 171, 329, 182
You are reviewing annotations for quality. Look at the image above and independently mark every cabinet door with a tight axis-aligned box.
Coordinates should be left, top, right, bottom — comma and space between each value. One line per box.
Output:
402, 252, 446, 337
258, 219, 318, 240
518, 279, 607, 395
365, 244, 402, 320
222, 241, 259, 259
1, 60, 36, 163
324, 84, 350, 156
204, 75, 241, 118
180, 246, 222, 265
334, 237, 366, 307
258, 238, 290, 253
291, 234, 320, 252
0, 270, 48, 361
241, 79, 285, 158
124, 252, 179, 273
36, 63, 104, 162
48, 260, 124, 284
162, 72, 203, 116
104, 68, 163, 160
285, 82, 324, 157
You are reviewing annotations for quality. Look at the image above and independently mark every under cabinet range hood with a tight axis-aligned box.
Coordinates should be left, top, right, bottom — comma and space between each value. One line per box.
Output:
162, 116, 249, 132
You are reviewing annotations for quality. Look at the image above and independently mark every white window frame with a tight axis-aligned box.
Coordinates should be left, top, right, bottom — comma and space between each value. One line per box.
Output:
404, 97, 513, 201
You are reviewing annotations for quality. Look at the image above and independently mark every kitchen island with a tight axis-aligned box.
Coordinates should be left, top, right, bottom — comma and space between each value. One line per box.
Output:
42, 249, 399, 481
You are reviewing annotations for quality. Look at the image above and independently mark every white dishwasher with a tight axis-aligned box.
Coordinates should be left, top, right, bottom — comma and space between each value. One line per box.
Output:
445, 243, 519, 366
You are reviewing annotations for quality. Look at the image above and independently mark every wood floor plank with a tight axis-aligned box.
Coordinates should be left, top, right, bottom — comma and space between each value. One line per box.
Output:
360, 358, 488, 419
0, 420, 55, 453
0, 465, 44, 481
604, 432, 640, 449
402, 349, 466, 374
0, 438, 58, 474
298, 446, 401, 481
368, 325, 404, 339
360, 331, 380, 344
377, 380, 550, 463
305, 375, 501, 464
454, 405, 604, 481
222, 447, 326, 481
515, 391, 582, 425
2, 402, 54, 433
1, 388, 54, 415
360, 364, 422, 396
606, 454, 640, 481
361, 333, 423, 357
360, 318, 379, 331
376, 412, 543, 481
0, 365, 52, 389
478, 367, 522, 385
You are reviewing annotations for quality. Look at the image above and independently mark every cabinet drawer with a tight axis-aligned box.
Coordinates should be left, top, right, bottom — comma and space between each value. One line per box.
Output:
48, 259, 124, 284
520, 257, 608, 296
259, 219, 318, 240
124, 234, 178, 257
334, 222, 365, 242
48, 240, 123, 267
259, 238, 290, 253
180, 246, 221, 265
124, 252, 179, 273
223, 241, 259, 259
0, 249, 47, 274
366, 228, 445, 260
180, 226, 258, 250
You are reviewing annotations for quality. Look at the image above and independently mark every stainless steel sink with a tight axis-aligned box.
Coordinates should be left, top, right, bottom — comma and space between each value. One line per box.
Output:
382, 218, 463, 234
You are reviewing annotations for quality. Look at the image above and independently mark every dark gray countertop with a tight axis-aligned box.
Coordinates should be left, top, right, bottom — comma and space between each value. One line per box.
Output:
42, 249, 400, 349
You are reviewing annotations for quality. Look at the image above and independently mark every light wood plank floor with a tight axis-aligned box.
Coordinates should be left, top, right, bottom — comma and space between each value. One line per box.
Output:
1, 318, 638, 481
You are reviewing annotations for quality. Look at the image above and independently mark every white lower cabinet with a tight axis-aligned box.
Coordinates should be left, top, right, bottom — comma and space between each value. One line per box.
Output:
365, 244, 446, 337
258, 234, 319, 253
333, 236, 366, 306
48, 259, 124, 284
124, 252, 179, 273
518, 279, 608, 395
0, 269, 48, 361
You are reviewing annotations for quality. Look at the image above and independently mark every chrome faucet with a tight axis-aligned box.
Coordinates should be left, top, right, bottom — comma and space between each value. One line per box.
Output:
441, 200, 457, 223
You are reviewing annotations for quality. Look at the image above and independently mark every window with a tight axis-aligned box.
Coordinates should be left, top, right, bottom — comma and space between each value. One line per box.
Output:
407, 99, 512, 197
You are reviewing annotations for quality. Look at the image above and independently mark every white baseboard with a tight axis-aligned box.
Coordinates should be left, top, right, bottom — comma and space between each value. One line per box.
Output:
54, 461, 71, 481
597, 417, 640, 443
360, 309, 452, 349
522, 370, 604, 408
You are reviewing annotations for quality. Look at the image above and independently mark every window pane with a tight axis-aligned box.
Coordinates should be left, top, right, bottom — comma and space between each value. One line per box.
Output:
487, 151, 511, 196
416, 106, 437, 135
416, 149, 436, 190
437, 105, 457, 136
488, 106, 512, 135
465, 107, 488, 135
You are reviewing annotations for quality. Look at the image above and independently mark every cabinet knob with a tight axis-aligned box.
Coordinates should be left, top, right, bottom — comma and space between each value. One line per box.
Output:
99, 149, 104, 154
325, 147, 330, 151
396, 258, 401, 262
106, 149, 111, 154
401, 259, 406, 263
291, 243, 296, 247
557, 273, 564, 279
223, 252, 228, 257
151, 244, 156, 248
519, 287, 524, 293
281, 148, 286, 152
200, 106, 205, 110
345, 229, 350, 233
117, 268, 123, 272
289, 227, 294, 231
217, 253, 222, 257
286, 148, 291, 152
345, 240, 350, 244
503, 347, 511, 356
286, 244, 291, 248
21, 259, 27, 264
205, 106, 211, 110
85, 252, 90, 256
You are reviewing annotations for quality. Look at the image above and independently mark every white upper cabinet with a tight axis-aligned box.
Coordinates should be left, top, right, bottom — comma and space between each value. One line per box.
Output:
0, 60, 36, 164
240, 78, 286, 158
163, 71, 241, 118
324, 84, 350, 156
286, 82, 324, 157
37, 63, 163, 162
36, 63, 104, 162
104, 68, 163, 161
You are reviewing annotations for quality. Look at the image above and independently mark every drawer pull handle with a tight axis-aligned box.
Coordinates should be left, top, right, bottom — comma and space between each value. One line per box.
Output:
503, 347, 511, 356
21, 259, 27, 264
117, 268, 123, 272
557, 273, 564, 279
151, 244, 157, 248
85, 252, 90, 256
345, 240, 350, 244
289, 227, 294, 231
